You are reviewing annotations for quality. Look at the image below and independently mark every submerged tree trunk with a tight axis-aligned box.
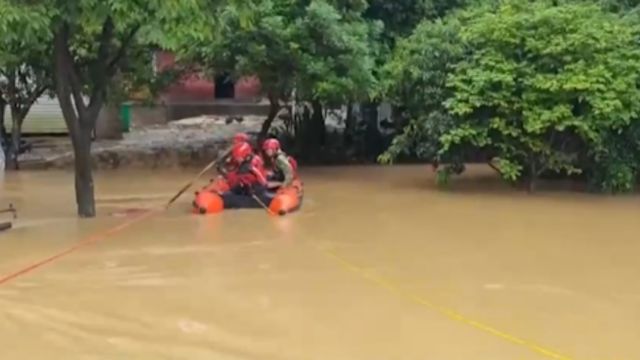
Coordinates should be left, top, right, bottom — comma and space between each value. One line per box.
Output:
259, 93, 280, 142
53, 15, 131, 217
343, 101, 355, 146
527, 159, 537, 193
72, 127, 95, 217
362, 101, 383, 160
311, 100, 325, 146
10, 116, 20, 170
54, 23, 106, 218
0, 100, 6, 171
9, 107, 25, 170
0, 99, 6, 139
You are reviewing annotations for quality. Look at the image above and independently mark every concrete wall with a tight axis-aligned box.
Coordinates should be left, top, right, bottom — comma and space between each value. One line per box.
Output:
130, 104, 168, 129
165, 102, 270, 121
95, 105, 123, 139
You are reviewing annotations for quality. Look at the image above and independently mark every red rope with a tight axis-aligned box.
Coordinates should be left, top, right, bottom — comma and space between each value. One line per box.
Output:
0, 209, 160, 286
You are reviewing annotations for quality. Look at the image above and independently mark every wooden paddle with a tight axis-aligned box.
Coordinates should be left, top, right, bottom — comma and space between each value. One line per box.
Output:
250, 193, 280, 216
165, 158, 221, 209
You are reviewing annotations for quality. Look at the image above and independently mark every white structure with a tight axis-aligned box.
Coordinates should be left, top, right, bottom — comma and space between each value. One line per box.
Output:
2, 96, 66, 134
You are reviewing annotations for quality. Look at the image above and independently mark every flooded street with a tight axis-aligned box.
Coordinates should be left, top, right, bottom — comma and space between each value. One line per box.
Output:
0, 165, 639, 359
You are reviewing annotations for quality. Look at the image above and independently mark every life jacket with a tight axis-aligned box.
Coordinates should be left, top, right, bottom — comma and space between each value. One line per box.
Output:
267, 151, 298, 181
233, 155, 267, 188
288, 156, 298, 177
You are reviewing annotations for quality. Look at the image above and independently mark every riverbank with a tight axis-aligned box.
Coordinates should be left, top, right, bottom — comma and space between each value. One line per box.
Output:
18, 116, 264, 170
16, 111, 363, 170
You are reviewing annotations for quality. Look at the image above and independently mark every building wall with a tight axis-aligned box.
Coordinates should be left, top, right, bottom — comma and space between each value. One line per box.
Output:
2, 51, 264, 135
3, 97, 67, 134
154, 51, 262, 103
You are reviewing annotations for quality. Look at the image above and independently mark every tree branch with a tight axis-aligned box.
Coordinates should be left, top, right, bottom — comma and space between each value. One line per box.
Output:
488, 159, 501, 174
97, 17, 115, 69
56, 23, 88, 119
107, 25, 141, 73
54, 23, 81, 138
18, 83, 49, 125
5, 72, 16, 102
86, 17, 116, 122
27, 85, 47, 107
17, 67, 29, 87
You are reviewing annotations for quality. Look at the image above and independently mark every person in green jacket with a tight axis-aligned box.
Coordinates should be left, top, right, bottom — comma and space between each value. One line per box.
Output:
261, 138, 297, 189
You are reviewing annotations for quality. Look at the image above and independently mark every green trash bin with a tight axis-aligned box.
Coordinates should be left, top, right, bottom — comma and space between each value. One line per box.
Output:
120, 102, 131, 133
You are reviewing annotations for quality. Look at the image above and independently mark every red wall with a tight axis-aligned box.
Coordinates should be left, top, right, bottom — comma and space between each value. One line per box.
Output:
154, 51, 262, 103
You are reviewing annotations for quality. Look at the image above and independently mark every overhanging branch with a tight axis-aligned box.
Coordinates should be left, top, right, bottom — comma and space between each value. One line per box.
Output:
107, 25, 141, 73
86, 17, 116, 122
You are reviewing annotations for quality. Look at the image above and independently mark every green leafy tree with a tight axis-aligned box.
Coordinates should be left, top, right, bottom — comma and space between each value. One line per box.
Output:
1, 0, 209, 217
443, 1, 640, 191
0, 1, 51, 169
194, 0, 297, 140
367, 0, 469, 162
599, 0, 640, 12
292, 0, 379, 158
378, 17, 464, 170
189, 0, 379, 155
364, 0, 467, 48
293, 0, 378, 106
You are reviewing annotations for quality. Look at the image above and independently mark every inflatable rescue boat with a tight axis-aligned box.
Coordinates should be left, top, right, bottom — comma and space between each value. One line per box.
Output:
192, 177, 303, 215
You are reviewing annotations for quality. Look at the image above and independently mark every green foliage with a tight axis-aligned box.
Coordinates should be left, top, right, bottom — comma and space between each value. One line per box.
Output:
7, 0, 640, 195
293, 0, 380, 105
383, 0, 640, 193
190, 0, 379, 104
0, 1, 51, 83
364, 0, 467, 43
379, 16, 464, 164
45, 0, 207, 101
189, 0, 379, 106
445, 1, 640, 186
587, 122, 640, 193
599, 0, 640, 12
4, 0, 212, 216
185, 0, 379, 151
107, 44, 185, 105
194, 0, 297, 100
0, 0, 53, 168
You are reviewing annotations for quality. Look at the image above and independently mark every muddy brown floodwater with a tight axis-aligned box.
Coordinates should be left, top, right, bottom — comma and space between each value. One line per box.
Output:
0, 165, 639, 359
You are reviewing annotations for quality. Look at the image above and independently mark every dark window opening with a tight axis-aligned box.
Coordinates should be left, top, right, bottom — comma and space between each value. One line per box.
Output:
215, 73, 235, 99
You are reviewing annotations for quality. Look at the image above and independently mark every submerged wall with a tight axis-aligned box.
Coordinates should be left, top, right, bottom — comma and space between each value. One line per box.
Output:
21, 116, 264, 170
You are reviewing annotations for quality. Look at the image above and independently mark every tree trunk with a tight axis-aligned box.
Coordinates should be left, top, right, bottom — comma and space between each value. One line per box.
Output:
258, 94, 280, 142
0, 100, 6, 171
9, 108, 23, 170
294, 103, 310, 156
0, 99, 6, 139
10, 118, 20, 170
528, 160, 537, 193
54, 23, 104, 218
311, 100, 325, 146
298, 100, 325, 161
343, 102, 355, 146
362, 101, 383, 160
72, 126, 96, 217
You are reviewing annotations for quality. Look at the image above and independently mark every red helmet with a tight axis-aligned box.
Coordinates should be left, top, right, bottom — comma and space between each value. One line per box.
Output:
233, 132, 249, 144
262, 138, 281, 152
231, 142, 252, 162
